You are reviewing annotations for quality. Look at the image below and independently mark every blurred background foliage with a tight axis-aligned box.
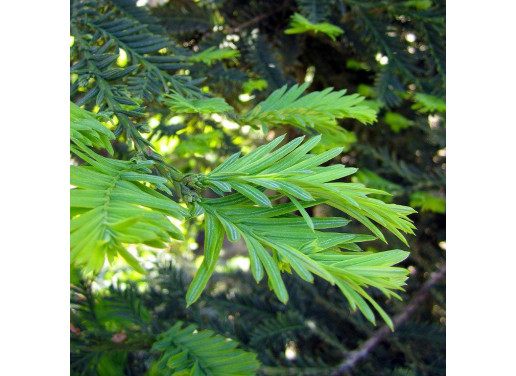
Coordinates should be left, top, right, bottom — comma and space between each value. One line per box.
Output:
70, 0, 445, 374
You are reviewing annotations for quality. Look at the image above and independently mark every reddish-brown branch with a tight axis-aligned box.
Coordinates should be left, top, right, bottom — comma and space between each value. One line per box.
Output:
331, 264, 446, 375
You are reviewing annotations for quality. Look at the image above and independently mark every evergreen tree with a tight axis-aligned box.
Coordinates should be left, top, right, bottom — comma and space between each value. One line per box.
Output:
70, 0, 445, 374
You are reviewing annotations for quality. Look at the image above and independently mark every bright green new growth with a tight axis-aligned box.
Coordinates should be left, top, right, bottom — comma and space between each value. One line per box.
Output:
185, 134, 416, 329
70, 87, 413, 327
241, 82, 378, 135
412, 92, 447, 113
70, 102, 115, 155
285, 13, 344, 41
410, 191, 446, 214
188, 46, 241, 65
151, 321, 260, 376
384, 112, 414, 133
70, 103, 187, 273
158, 82, 377, 138
68, 0, 447, 373
161, 91, 234, 114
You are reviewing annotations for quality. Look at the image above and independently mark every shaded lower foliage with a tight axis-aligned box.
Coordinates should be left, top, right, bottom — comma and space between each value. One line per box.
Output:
71, 261, 444, 375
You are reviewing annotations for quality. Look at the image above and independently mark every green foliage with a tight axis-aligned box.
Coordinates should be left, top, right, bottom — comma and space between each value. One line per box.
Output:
152, 0, 214, 36
70, 0, 445, 374
296, 0, 332, 23
71, 87, 411, 328
410, 191, 446, 214
404, 0, 433, 11
335, 0, 445, 106
71, 275, 260, 376
174, 130, 225, 157
70, 0, 200, 150
239, 34, 292, 92
353, 169, 404, 199
70, 102, 115, 154
249, 310, 307, 347
412, 93, 447, 113
180, 134, 415, 328
152, 321, 260, 375
242, 82, 377, 134
161, 91, 234, 114
188, 46, 241, 65
384, 112, 415, 133
70, 104, 186, 273
203, 135, 414, 242
158, 81, 377, 139
70, 260, 445, 375
243, 78, 268, 93
285, 13, 344, 41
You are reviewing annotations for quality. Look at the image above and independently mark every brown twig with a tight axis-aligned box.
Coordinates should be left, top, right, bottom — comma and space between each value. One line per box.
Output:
226, 4, 289, 34
331, 264, 446, 375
